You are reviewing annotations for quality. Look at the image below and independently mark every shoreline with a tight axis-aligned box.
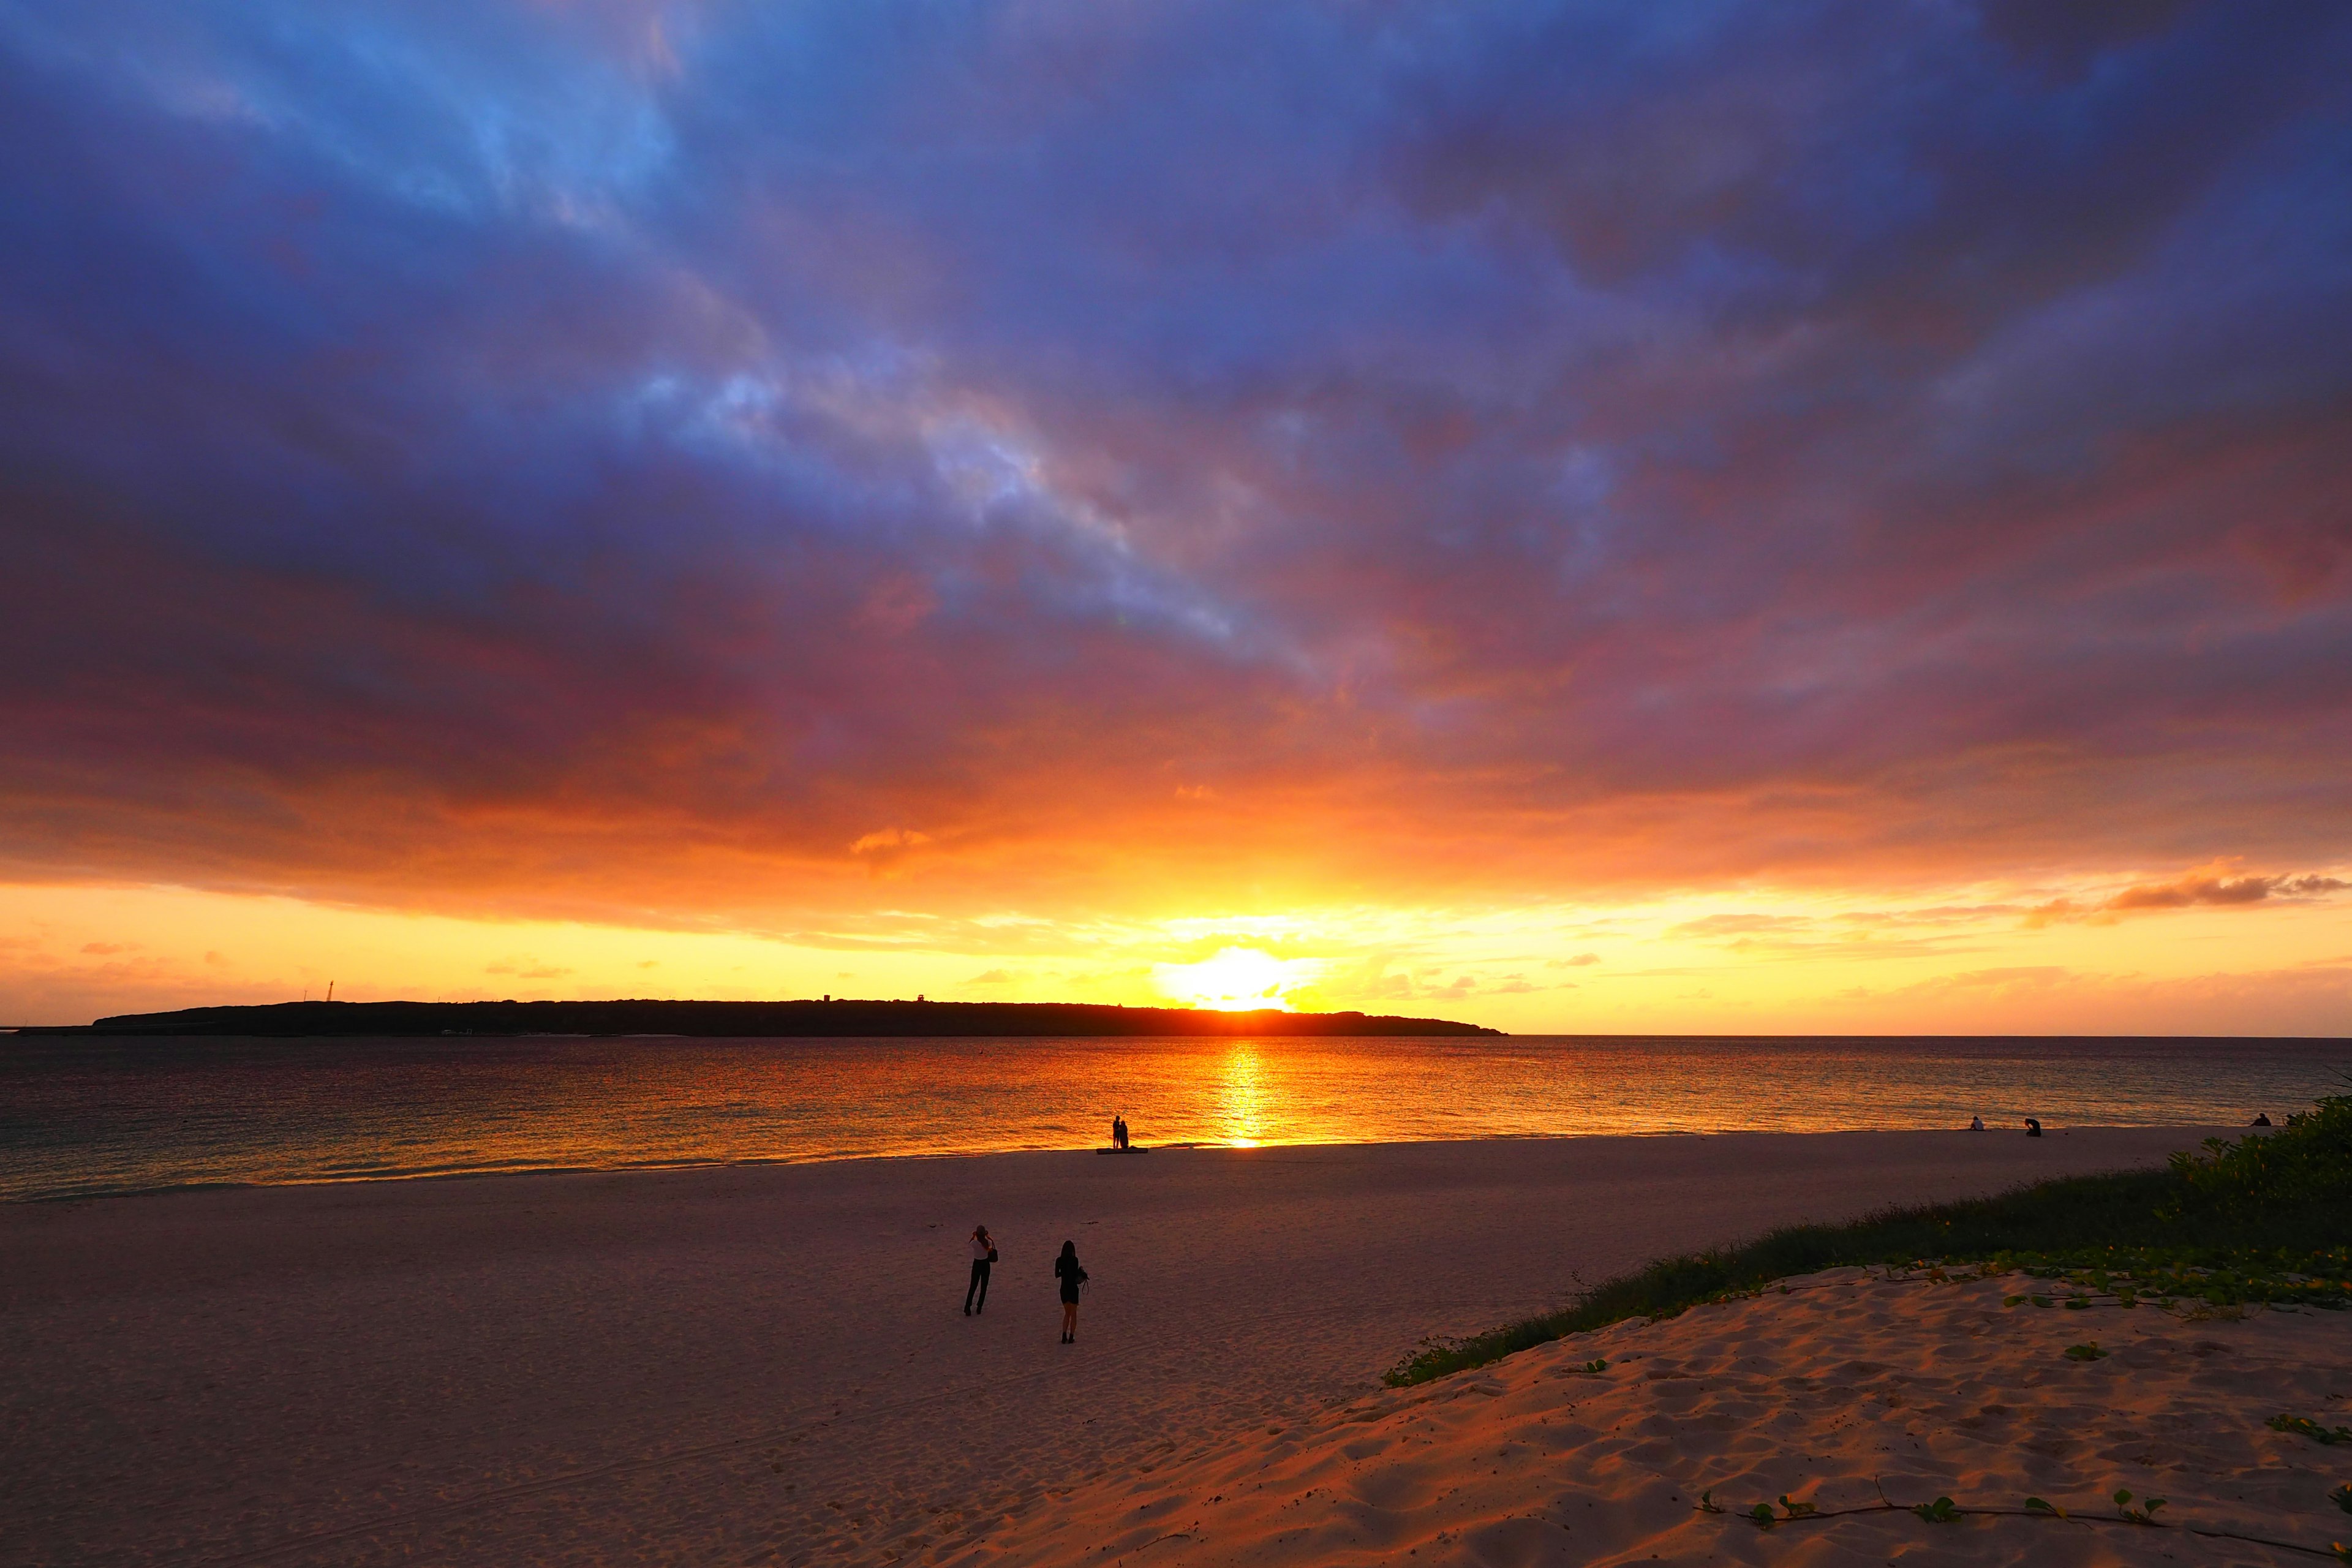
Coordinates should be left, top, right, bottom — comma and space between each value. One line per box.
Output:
1, 1126, 2234, 1565
5, 1119, 2233, 1207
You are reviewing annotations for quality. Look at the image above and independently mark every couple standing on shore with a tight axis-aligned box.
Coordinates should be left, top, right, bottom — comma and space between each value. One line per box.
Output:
964, 1224, 1090, 1342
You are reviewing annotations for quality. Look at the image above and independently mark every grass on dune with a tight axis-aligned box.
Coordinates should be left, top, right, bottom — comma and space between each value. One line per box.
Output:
1387, 1092, 2352, 1387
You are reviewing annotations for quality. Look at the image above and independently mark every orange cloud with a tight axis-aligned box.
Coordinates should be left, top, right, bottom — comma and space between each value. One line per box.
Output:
2028, 865, 2348, 926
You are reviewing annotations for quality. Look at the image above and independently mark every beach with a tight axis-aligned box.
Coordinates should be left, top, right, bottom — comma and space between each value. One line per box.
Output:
0, 1125, 2264, 1566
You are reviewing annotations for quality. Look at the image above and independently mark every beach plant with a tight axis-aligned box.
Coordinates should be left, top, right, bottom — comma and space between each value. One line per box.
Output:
1577, 1357, 1608, 1373
2332, 1483, 2352, 1514
2064, 1342, 2106, 1360
2272, 1415, 2352, 1446
2167, 1094, 2352, 1216
1694, 1482, 2352, 1558
1740, 1495, 1821, 1529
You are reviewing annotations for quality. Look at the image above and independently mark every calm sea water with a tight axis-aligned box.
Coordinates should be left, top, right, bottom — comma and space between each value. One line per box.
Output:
1, 1033, 2342, 1202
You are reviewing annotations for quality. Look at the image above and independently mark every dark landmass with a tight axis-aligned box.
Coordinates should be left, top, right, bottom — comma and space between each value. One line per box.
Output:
23, 998, 1502, 1038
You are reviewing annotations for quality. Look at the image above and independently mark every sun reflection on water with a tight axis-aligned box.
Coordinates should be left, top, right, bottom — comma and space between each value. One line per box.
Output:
1218, 1043, 1266, 1147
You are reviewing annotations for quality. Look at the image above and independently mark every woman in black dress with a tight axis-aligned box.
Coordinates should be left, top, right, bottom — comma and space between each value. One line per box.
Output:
965, 1224, 996, 1316
1054, 1240, 1087, 1343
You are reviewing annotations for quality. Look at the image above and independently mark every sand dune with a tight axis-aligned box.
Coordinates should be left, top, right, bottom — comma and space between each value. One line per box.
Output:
0, 1127, 2251, 1565
971, 1268, 2352, 1568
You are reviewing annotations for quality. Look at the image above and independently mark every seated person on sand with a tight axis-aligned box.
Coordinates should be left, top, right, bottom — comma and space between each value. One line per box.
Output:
2024, 1116, 2042, 1137
1969, 1115, 1984, 1131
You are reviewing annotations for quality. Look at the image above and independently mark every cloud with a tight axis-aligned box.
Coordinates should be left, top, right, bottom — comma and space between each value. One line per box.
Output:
967, 967, 1012, 984
2029, 865, 2348, 924
848, 829, 933, 878
484, 958, 575, 979
0, 1, 2345, 935
1666, 908, 1989, 960
1670, 915, 1809, 940
2109, 872, 2297, 910
1548, 952, 1600, 968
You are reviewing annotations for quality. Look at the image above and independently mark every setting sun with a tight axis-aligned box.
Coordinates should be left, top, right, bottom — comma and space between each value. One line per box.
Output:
1153, 947, 1313, 1011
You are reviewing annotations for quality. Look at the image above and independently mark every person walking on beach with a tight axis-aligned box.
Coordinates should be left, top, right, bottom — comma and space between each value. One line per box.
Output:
965, 1224, 997, 1316
1054, 1240, 1088, 1343
1112, 1114, 1128, 1150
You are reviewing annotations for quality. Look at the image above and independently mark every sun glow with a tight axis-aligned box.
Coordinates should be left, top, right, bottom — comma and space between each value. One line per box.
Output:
1152, 946, 1313, 1011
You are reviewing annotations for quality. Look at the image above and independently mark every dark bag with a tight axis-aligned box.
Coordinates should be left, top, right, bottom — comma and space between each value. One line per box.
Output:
987, 1248, 999, 1263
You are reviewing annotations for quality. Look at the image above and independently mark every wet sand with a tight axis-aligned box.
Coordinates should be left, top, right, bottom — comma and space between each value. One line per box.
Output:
0, 1127, 2226, 1566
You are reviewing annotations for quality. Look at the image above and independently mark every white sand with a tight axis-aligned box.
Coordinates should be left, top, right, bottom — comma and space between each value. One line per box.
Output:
0, 1126, 2254, 1564
976, 1268, 2352, 1568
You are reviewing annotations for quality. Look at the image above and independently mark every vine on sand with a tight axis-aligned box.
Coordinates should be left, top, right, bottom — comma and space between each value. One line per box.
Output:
1698, 1477, 2351, 1561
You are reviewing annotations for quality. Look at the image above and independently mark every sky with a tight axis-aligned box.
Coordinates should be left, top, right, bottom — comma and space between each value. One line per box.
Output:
2, 0, 2348, 1033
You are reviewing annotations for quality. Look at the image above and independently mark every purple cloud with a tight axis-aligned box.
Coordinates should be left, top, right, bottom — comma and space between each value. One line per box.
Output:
1, 1, 2348, 919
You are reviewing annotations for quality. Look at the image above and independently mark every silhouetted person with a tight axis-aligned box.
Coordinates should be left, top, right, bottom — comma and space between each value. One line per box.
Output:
1055, 1240, 1088, 1343
2251, 1112, 2272, 1127
1112, 1114, 1129, 1150
965, 1224, 997, 1315
2024, 1117, 2042, 1138
1969, 1115, 1984, 1131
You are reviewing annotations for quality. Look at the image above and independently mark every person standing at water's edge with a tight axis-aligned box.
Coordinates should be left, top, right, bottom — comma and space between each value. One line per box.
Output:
1054, 1240, 1088, 1343
965, 1224, 997, 1316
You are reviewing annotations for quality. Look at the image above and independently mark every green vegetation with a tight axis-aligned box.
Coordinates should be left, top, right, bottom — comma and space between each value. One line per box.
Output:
1700, 1479, 2352, 1558
1386, 1093, 2352, 1387
2270, 1414, 2352, 1446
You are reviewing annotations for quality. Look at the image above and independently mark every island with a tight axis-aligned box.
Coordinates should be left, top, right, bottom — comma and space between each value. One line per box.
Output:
24, 998, 1503, 1038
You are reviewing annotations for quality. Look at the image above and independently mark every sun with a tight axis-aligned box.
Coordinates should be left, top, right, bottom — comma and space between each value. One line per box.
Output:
1153, 946, 1310, 1011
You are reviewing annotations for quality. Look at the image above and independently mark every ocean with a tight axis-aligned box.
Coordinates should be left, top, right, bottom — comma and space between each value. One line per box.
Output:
1, 1032, 2341, 1202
